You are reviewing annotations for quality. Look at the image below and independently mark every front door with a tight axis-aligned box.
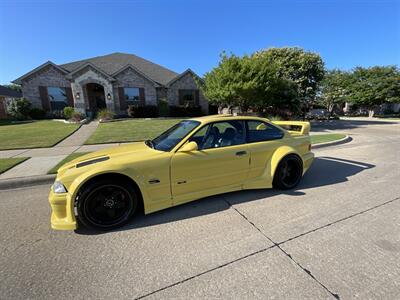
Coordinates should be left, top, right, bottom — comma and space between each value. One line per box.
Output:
86, 83, 106, 113
171, 120, 250, 203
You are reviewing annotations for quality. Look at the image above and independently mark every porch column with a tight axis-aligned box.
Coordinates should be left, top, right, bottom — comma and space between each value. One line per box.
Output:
104, 83, 116, 113
71, 81, 86, 114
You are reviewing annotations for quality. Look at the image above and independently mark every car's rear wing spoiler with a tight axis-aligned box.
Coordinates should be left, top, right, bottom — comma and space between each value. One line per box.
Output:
272, 121, 311, 135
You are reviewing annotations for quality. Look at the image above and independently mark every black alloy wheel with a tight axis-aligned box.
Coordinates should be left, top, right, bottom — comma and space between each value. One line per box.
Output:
77, 179, 138, 230
273, 154, 303, 190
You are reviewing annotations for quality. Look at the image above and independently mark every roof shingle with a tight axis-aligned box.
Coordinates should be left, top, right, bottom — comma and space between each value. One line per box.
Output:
60, 52, 178, 85
0, 85, 22, 98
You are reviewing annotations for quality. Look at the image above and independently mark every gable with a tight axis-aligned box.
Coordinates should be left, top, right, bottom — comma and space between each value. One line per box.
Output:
113, 65, 159, 87
13, 62, 68, 84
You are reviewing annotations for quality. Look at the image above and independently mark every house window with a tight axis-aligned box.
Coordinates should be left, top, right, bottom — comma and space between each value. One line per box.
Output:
179, 89, 199, 106
47, 87, 68, 110
124, 87, 140, 105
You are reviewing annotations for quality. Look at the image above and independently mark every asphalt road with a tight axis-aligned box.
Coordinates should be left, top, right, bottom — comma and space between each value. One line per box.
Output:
1, 119, 399, 299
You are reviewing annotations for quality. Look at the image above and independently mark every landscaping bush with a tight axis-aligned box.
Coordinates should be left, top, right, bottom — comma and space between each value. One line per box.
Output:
63, 107, 75, 120
71, 111, 84, 122
97, 109, 115, 121
29, 108, 46, 120
169, 106, 203, 117
128, 105, 159, 118
8, 98, 32, 120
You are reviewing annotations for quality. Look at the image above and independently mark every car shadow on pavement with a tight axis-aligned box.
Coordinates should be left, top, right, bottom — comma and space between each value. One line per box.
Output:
75, 156, 375, 235
311, 119, 398, 132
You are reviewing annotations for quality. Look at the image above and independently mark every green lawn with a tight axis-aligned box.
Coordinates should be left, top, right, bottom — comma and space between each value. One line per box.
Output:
0, 157, 29, 174
85, 119, 183, 144
0, 120, 80, 150
48, 152, 90, 174
311, 133, 346, 144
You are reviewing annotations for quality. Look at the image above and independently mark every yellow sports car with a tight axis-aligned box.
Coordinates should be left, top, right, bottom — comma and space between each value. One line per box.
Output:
49, 115, 314, 231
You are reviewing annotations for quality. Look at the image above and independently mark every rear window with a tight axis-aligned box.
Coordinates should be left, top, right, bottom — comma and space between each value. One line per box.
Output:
247, 121, 284, 142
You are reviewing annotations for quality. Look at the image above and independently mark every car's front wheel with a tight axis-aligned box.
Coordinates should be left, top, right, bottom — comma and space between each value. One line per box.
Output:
77, 179, 138, 230
273, 154, 303, 190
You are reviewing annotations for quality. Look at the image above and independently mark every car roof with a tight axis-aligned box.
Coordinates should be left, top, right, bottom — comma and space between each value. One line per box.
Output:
189, 114, 270, 124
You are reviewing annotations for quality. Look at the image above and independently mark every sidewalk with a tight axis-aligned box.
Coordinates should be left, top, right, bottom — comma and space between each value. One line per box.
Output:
0, 121, 111, 180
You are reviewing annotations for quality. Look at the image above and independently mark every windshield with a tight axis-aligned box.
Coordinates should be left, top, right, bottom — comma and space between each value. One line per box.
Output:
151, 120, 200, 151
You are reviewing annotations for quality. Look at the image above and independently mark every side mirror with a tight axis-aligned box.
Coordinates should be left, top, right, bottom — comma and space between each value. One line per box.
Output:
179, 141, 198, 152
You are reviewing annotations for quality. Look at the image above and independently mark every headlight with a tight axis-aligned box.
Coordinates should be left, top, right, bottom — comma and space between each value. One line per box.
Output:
53, 181, 67, 193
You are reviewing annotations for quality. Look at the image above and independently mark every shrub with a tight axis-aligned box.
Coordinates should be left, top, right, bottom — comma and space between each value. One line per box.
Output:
29, 108, 46, 120
63, 107, 75, 120
71, 111, 84, 122
169, 106, 203, 117
97, 109, 115, 121
383, 108, 395, 115
8, 98, 32, 120
128, 105, 159, 118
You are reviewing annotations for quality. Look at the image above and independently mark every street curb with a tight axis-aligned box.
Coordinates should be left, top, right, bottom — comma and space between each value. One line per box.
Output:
0, 174, 55, 190
312, 135, 352, 149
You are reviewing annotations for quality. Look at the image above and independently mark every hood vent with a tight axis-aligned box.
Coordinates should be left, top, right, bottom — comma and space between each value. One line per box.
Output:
76, 156, 110, 168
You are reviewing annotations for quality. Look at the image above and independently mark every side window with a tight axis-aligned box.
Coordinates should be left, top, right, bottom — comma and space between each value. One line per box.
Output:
189, 125, 211, 150
202, 120, 246, 149
247, 121, 284, 142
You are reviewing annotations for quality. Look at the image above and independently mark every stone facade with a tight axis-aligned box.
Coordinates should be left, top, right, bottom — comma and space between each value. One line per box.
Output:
114, 67, 157, 113
69, 66, 115, 114
167, 71, 209, 114
17, 59, 210, 116
20, 65, 71, 109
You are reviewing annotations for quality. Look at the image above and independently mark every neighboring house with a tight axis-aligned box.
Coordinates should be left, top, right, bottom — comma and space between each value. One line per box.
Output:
13, 52, 209, 116
0, 85, 22, 119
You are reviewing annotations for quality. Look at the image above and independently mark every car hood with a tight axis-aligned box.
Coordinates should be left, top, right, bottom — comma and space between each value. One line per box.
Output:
58, 142, 158, 174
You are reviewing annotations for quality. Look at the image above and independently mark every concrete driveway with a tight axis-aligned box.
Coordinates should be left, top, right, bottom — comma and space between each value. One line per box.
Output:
0, 119, 399, 299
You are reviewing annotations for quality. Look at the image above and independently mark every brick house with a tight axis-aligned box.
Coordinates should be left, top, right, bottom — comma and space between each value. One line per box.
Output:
0, 85, 22, 119
13, 52, 209, 116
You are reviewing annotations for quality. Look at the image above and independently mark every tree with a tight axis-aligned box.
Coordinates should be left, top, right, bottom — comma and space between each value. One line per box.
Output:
254, 47, 325, 117
201, 52, 252, 112
201, 52, 298, 114
318, 69, 350, 117
8, 98, 31, 120
346, 66, 400, 117
3, 83, 22, 93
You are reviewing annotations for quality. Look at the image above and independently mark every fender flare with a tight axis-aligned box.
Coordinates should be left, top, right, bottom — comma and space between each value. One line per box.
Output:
67, 167, 150, 218
269, 146, 301, 178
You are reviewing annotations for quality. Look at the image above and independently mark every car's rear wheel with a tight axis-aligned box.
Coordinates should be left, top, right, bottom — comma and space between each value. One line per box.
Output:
77, 179, 138, 230
273, 154, 303, 190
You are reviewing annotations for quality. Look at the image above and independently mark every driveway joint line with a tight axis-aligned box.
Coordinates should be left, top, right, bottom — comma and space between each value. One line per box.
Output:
9, 149, 30, 158
223, 197, 340, 299
134, 245, 275, 300
278, 196, 400, 246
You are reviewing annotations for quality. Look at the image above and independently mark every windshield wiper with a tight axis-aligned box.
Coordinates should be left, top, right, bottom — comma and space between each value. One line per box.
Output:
145, 139, 154, 149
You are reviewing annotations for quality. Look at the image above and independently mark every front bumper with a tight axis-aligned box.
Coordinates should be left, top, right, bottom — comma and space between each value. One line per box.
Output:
48, 189, 77, 230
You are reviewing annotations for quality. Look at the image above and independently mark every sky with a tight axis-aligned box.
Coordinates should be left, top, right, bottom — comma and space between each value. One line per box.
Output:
0, 0, 399, 84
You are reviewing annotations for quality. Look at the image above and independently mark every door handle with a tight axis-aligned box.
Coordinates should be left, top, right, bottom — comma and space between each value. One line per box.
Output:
236, 151, 247, 156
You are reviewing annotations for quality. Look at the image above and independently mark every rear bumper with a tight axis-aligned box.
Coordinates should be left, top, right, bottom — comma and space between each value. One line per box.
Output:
48, 189, 77, 230
302, 152, 314, 174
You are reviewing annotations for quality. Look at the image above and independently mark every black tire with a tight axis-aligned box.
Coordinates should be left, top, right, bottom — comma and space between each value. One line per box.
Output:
273, 154, 303, 190
77, 179, 138, 230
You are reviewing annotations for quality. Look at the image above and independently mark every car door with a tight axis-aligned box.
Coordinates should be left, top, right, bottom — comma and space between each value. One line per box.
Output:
171, 120, 250, 203
245, 120, 285, 181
